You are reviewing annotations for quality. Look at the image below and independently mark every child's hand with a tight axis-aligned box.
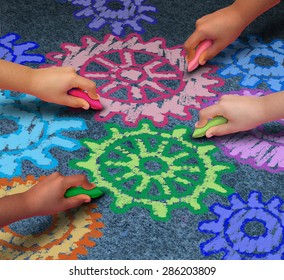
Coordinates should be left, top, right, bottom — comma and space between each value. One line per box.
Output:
29, 66, 99, 110
23, 172, 96, 217
184, 4, 247, 65
196, 95, 266, 137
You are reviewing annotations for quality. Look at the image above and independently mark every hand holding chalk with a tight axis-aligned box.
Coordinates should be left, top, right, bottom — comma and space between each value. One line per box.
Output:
187, 39, 213, 72
192, 116, 228, 138
68, 88, 103, 110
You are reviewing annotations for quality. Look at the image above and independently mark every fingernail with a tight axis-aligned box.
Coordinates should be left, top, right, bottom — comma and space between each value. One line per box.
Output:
195, 121, 205, 128
84, 197, 91, 203
82, 103, 90, 110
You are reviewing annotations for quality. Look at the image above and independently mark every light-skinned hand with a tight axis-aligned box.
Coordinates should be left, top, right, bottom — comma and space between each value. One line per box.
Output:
195, 95, 266, 137
30, 66, 99, 110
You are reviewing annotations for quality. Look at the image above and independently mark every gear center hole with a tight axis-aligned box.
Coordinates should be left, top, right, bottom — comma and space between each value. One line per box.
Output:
243, 220, 267, 238
254, 56, 275, 67
144, 160, 162, 172
140, 157, 168, 174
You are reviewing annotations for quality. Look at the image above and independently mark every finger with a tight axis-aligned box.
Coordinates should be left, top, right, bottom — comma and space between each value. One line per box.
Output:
184, 32, 205, 61
199, 40, 224, 65
36, 172, 62, 187
205, 123, 232, 138
63, 174, 93, 191
62, 66, 77, 73
73, 76, 99, 100
81, 182, 96, 191
196, 104, 222, 127
40, 171, 62, 183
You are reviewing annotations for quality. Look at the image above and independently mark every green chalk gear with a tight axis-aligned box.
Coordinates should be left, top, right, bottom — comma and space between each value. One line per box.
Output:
65, 186, 104, 199
192, 116, 228, 138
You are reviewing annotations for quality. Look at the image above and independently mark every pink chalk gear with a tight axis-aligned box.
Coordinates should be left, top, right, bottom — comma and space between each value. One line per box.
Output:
187, 39, 213, 72
68, 88, 103, 110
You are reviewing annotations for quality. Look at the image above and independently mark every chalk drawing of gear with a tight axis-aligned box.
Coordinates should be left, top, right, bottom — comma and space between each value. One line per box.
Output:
71, 120, 235, 221
199, 191, 284, 259
0, 91, 86, 178
68, 0, 157, 36
212, 36, 284, 91
45, 34, 222, 127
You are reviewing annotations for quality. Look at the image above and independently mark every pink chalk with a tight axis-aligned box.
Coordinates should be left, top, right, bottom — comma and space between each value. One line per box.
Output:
187, 39, 213, 72
68, 88, 103, 110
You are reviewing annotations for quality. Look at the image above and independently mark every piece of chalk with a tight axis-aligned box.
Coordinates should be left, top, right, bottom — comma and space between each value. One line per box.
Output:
68, 88, 103, 110
64, 186, 104, 198
187, 39, 213, 72
192, 116, 228, 138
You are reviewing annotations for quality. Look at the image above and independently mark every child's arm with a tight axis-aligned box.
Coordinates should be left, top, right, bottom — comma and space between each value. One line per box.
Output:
196, 91, 284, 137
184, 0, 280, 65
0, 172, 95, 227
0, 59, 98, 109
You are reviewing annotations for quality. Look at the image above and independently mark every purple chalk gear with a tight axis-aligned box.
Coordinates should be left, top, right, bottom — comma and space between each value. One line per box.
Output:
68, 88, 103, 110
187, 39, 213, 72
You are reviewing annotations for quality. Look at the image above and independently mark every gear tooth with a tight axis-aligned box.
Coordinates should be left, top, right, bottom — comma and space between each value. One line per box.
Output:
247, 191, 263, 207
172, 128, 188, 139
83, 139, 100, 150
109, 126, 120, 136
151, 202, 169, 220
114, 195, 133, 210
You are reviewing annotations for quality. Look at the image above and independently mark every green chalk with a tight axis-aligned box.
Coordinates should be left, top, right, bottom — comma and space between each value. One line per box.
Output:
192, 116, 228, 138
64, 186, 104, 199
